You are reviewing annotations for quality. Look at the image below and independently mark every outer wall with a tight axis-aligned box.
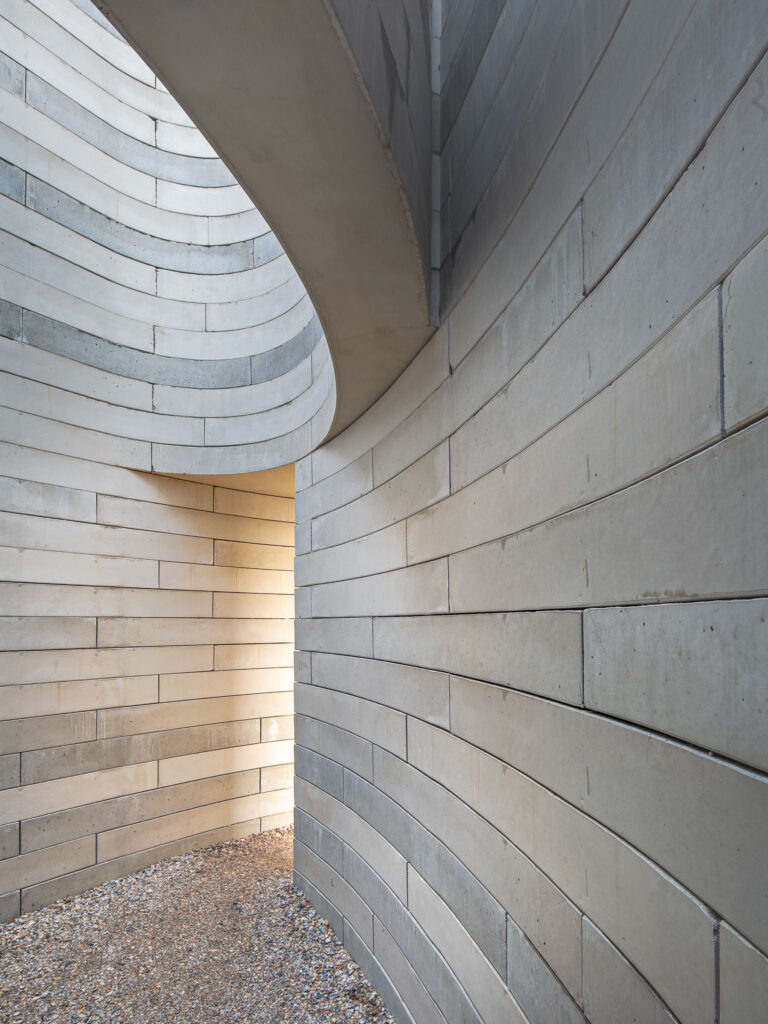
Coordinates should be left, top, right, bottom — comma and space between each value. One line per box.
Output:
294, 3, 768, 1023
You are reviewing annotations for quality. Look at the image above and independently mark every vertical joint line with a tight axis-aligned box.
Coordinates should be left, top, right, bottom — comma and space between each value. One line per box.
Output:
579, 199, 587, 298
713, 918, 721, 1024
580, 610, 585, 706
717, 283, 726, 437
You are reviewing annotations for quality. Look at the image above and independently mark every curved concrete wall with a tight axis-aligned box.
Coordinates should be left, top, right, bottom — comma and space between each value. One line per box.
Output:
293, 4, 768, 1023
0, 0, 335, 474
0, 0, 305, 920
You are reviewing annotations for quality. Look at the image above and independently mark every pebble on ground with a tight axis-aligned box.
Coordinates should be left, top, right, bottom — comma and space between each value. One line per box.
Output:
0, 826, 396, 1023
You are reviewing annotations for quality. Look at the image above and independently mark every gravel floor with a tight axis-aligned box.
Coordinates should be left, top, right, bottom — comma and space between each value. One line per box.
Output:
0, 826, 395, 1024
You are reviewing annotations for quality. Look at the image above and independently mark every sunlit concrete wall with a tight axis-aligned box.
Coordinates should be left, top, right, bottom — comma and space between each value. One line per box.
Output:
294, 3, 768, 1023
0, 0, 322, 920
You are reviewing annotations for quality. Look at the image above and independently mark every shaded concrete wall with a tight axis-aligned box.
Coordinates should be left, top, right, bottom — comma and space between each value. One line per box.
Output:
294, 3, 768, 1022
0, 0, 308, 920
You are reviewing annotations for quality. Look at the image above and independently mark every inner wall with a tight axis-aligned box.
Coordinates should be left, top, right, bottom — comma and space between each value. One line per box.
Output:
0, 464, 295, 920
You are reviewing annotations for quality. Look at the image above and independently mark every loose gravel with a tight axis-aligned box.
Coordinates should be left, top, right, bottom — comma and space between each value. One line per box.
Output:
0, 826, 395, 1024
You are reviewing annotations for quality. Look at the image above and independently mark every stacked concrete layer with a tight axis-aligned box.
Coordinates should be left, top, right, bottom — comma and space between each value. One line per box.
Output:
0, 459, 296, 923
294, 5, 768, 1023
0, 0, 335, 475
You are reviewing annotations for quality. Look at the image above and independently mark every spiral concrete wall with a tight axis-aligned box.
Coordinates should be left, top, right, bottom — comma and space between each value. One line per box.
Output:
0, 0, 330, 919
3, 0, 768, 1021
0, 0, 335, 474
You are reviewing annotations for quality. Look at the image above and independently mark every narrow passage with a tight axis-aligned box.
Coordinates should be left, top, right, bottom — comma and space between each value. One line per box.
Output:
0, 828, 394, 1024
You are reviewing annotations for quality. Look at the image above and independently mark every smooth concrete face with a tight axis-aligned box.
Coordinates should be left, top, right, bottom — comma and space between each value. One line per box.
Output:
94, 0, 432, 437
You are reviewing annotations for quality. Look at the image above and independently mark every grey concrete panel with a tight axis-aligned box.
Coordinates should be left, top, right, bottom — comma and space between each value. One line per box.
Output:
506, 915, 584, 1024
295, 744, 344, 802
293, 869, 344, 938
22, 309, 252, 388
0, 299, 22, 342
585, 600, 768, 771
719, 923, 768, 1024
373, 918, 448, 1024
341, 844, 483, 1024
25, 74, 236, 187
26, 177, 260, 274
295, 617, 373, 658
343, 767, 508, 977
0, 156, 25, 203
0, 822, 18, 861
294, 807, 344, 875
295, 714, 374, 782
0, 754, 20, 790
343, 919, 415, 1024
0, 49, 25, 98
0, 890, 20, 923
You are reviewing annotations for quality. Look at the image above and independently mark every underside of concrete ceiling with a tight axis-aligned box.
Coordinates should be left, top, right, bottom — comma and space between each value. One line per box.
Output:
94, 0, 433, 439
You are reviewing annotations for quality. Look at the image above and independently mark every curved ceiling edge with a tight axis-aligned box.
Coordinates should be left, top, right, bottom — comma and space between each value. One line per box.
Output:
93, 0, 434, 438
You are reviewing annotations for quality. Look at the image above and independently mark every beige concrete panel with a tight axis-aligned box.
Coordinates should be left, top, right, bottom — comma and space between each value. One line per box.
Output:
423, 291, 720, 554
213, 643, 294, 671
213, 488, 294, 522
261, 716, 293, 742
160, 562, 293, 594
21, 768, 263, 854
0, 547, 158, 589
0, 475, 95, 523
582, 918, 675, 1024
98, 496, 294, 546
723, 231, 768, 431
159, 667, 293, 702
261, 763, 293, 792
0, 835, 94, 895
159, 739, 293, 787
211, 489, 292, 524
214, 540, 294, 570
296, 778, 407, 902
0, 761, 157, 827
0, 584, 211, 619
98, 789, 289, 861
0, 406, 150, 471
408, 867, 528, 1023
0, 444, 212, 510
97, 617, 294, 648
0, 511, 211, 564
449, 420, 768, 612
450, 676, 768, 950
294, 840, 373, 949
21, 817, 264, 915
719, 923, 768, 1024
0, 712, 95, 755
313, 653, 449, 728
0, 616, 95, 652
178, 465, 295, 499
294, 618, 373, 658
296, 522, 407, 585
0, 676, 158, 719
585, 600, 768, 771
260, 807, 293, 831
296, 683, 405, 759
213, 593, 294, 619
99, 692, 292, 738
0, 645, 211, 686
23, 720, 262, 784
311, 560, 449, 618
374, 612, 582, 705
312, 444, 449, 550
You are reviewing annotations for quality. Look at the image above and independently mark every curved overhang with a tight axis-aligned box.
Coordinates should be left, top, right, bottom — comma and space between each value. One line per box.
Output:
93, 0, 433, 439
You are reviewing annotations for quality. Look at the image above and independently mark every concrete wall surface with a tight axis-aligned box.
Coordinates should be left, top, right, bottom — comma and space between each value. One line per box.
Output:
1, 0, 767, 1022
0, 0, 304, 921
293, 3, 768, 1023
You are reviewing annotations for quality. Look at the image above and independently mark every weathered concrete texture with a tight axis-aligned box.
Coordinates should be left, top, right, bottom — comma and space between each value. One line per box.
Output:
291, 4, 768, 1023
